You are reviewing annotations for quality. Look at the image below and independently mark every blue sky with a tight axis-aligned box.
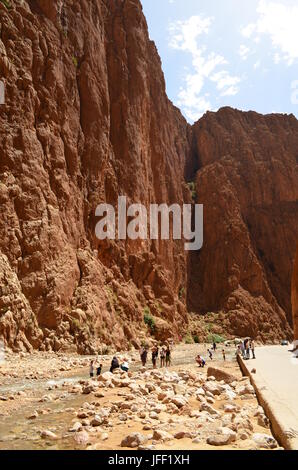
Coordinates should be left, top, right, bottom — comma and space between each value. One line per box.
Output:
140, 0, 298, 123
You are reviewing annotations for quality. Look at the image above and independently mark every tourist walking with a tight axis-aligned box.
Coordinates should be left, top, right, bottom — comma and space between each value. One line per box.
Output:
250, 340, 256, 359
96, 363, 102, 377
140, 347, 148, 367
165, 345, 171, 367
160, 347, 166, 367
152, 346, 158, 369
89, 360, 95, 378
222, 349, 226, 361
208, 349, 213, 360
213, 341, 217, 351
244, 338, 250, 359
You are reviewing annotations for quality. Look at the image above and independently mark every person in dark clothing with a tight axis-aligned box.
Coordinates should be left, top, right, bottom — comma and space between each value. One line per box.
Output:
165, 346, 171, 367
96, 363, 103, 377
152, 346, 158, 369
140, 348, 148, 367
110, 356, 119, 373
250, 340, 256, 359
89, 360, 94, 378
213, 342, 217, 351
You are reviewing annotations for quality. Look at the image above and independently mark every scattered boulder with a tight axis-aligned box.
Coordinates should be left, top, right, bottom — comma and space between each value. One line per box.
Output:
152, 430, 173, 442
40, 430, 58, 440
121, 433, 148, 448
252, 433, 278, 449
207, 367, 238, 384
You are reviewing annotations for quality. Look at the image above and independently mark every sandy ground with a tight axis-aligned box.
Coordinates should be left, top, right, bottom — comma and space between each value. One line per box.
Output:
0, 344, 278, 450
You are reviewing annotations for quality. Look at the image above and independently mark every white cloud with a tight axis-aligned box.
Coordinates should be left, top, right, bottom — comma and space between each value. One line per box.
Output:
241, 0, 298, 65
239, 45, 250, 60
211, 70, 241, 96
169, 16, 241, 122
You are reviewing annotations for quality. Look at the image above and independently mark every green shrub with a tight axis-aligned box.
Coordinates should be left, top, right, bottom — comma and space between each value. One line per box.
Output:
184, 334, 194, 344
193, 335, 199, 344
0, 0, 12, 9
72, 56, 78, 68
179, 286, 185, 299
71, 318, 81, 332
207, 333, 226, 344
144, 309, 155, 334
187, 181, 197, 200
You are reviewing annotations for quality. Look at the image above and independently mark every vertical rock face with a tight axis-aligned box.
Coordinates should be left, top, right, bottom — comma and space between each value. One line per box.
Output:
0, 0, 190, 352
292, 244, 298, 343
188, 108, 298, 341
0, 1, 297, 351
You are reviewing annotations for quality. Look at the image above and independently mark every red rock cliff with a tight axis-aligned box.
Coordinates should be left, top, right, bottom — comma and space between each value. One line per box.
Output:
0, 1, 297, 352
188, 108, 298, 341
0, 0, 191, 352
292, 244, 298, 342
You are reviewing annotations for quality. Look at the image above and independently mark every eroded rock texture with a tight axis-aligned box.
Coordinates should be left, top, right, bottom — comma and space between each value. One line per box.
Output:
0, 0, 190, 352
188, 108, 298, 341
292, 244, 298, 343
0, 1, 297, 351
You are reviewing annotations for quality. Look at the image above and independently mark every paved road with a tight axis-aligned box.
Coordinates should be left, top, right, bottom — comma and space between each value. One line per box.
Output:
243, 345, 298, 449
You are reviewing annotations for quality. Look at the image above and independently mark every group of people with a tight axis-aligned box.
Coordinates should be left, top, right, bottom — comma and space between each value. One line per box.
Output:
207, 342, 226, 362
89, 356, 130, 377
196, 342, 226, 368
89, 360, 103, 378
88, 343, 173, 378
140, 344, 172, 369
89, 338, 256, 378
237, 338, 256, 360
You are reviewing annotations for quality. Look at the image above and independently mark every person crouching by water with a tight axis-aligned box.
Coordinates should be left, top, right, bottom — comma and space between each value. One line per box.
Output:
120, 359, 129, 373
196, 355, 206, 368
110, 356, 120, 373
89, 360, 95, 378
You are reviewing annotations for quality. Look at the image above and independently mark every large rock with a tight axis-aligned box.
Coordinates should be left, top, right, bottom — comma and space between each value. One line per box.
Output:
252, 433, 278, 449
121, 433, 148, 449
207, 428, 236, 447
207, 367, 238, 384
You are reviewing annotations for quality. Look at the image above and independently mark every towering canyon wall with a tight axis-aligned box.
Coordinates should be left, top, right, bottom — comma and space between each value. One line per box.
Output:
0, 0, 191, 352
188, 108, 298, 341
292, 244, 298, 344
0, 0, 297, 352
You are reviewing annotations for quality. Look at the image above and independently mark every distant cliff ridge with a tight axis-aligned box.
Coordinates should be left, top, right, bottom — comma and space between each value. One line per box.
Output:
0, 0, 297, 352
